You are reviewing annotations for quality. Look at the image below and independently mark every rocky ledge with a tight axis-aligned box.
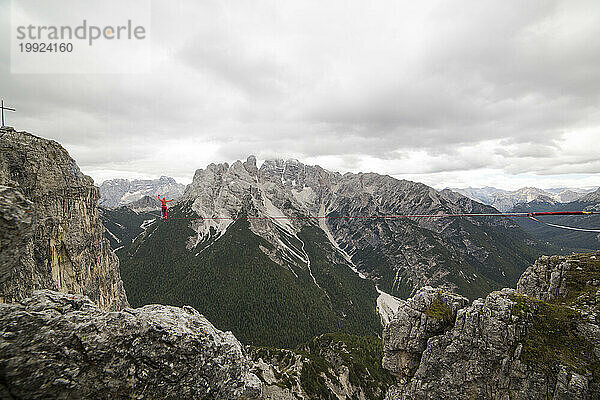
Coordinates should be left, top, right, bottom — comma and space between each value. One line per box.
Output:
0, 290, 261, 399
383, 252, 600, 399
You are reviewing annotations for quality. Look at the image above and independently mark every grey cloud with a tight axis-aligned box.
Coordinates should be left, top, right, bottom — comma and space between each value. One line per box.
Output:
1, 0, 599, 187
179, 32, 291, 100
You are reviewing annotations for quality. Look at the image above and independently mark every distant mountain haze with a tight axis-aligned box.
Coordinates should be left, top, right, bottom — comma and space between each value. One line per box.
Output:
99, 177, 185, 208
452, 186, 596, 212
509, 187, 600, 252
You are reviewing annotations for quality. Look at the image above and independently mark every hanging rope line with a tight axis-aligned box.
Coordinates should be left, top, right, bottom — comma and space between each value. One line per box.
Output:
528, 215, 600, 233
143, 210, 600, 231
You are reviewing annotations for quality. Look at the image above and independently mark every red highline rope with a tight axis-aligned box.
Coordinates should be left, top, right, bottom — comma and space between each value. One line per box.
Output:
148, 210, 599, 221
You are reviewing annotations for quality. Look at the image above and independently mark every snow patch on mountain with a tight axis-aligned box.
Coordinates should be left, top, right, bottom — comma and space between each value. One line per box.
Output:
140, 219, 156, 230
105, 228, 122, 244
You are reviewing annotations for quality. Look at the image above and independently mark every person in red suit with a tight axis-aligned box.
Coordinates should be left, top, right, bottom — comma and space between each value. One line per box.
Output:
158, 195, 173, 219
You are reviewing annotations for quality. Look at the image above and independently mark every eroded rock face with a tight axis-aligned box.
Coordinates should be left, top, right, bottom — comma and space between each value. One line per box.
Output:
383, 252, 600, 400
0, 290, 262, 399
0, 127, 128, 310
386, 288, 532, 399
517, 255, 574, 302
0, 186, 33, 285
382, 287, 468, 378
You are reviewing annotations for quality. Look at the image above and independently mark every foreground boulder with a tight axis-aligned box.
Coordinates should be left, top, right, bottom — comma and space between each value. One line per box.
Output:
0, 290, 261, 399
383, 252, 600, 399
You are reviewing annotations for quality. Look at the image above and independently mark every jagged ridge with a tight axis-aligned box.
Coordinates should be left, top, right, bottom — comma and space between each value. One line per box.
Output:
383, 251, 600, 399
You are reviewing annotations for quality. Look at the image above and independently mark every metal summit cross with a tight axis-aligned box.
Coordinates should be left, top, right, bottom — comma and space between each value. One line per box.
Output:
1, 99, 16, 127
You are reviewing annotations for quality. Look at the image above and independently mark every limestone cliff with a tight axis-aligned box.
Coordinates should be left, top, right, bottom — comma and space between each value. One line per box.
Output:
0, 127, 128, 310
383, 252, 600, 399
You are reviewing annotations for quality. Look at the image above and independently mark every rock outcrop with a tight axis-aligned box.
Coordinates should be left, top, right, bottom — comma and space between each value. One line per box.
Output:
0, 127, 128, 310
0, 290, 261, 399
516, 254, 574, 302
383, 252, 600, 399
381, 287, 468, 378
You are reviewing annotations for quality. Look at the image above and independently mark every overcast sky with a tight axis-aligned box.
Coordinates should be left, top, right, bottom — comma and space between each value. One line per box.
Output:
1, 0, 599, 190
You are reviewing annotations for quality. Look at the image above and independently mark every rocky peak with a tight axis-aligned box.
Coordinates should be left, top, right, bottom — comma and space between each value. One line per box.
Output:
243, 155, 259, 177
581, 187, 600, 203
557, 189, 583, 203
0, 128, 90, 190
0, 127, 128, 310
382, 287, 468, 378
257, 158, 338, 194
516, 255, 573, 302
158, 175, 175, 183
259, 158, 304, 187
518, 253, 600, 311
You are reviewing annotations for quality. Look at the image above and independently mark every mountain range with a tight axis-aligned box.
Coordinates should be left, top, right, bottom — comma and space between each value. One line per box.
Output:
107, 156, 552, 348
452, 186, 595, 212
99, 176, 185, 208
3, 127, 600, 399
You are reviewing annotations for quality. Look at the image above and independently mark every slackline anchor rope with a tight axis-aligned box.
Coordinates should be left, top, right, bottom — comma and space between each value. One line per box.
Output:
140, 209, 600, 232
528, 215, 600, 233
